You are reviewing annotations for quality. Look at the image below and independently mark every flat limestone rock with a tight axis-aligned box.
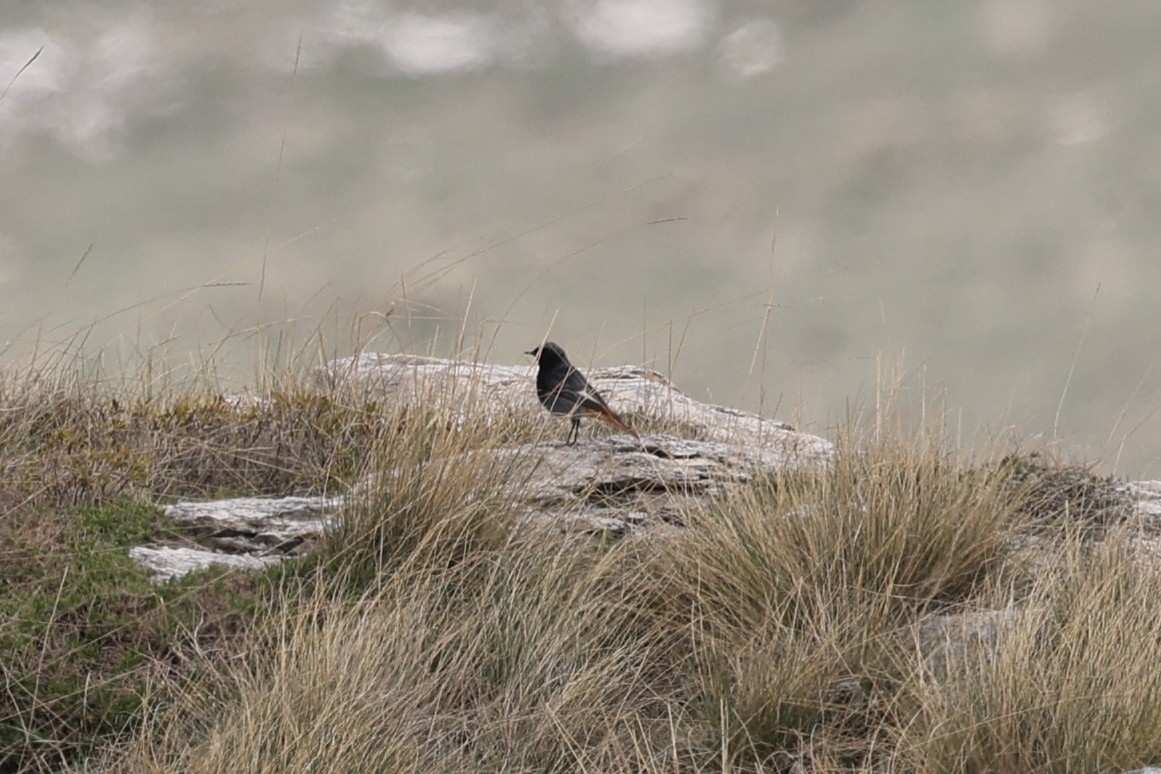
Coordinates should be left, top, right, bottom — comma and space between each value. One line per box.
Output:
134, 353, 836, 581
321, 352, 833, 451
916, 609, 1024, 678
132, 496, 343, 582
493, 435, 785, 534
129, 351, 1161, 586
129, 546, 284, 583
490, 434, 821, 529
1127, 480, 1161, 519
162, 495, 343, 553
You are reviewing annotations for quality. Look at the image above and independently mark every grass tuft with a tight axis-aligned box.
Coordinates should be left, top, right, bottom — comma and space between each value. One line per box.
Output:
643, 428, 1031, 770
904, 535, 1161, 772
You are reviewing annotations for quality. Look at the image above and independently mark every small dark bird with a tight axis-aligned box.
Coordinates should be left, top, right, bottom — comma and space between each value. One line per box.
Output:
525, 341, 637, 445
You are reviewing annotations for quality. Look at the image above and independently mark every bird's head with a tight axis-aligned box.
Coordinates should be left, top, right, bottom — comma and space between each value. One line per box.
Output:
524, 341, 569, 364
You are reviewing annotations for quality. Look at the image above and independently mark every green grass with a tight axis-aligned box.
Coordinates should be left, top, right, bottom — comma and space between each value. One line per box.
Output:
0, 501, 264, 772
0, 379, 396, 771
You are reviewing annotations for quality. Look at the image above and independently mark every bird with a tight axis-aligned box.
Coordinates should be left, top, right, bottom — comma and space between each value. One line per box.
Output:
525, 341, 637, 445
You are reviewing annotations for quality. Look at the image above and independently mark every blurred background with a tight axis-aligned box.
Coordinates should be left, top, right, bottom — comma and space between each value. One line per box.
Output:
1, 1, 1159, 476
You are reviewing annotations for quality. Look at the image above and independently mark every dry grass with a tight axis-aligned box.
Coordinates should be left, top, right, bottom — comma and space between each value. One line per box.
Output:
638, 429, 1032, 771
108, 538, 672, 773
3, 343, 1159, 773
901, 535, 1161, 772
0, 384, 381, 509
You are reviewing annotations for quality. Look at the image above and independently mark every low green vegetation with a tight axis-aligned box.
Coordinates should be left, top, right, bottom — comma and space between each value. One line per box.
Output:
0, 382, 390, 772
0, 501, 261, 772
0, 355, 1156, 773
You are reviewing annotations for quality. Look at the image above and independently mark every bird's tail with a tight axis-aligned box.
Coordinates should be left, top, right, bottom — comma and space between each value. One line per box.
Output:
596, 407, 639, 438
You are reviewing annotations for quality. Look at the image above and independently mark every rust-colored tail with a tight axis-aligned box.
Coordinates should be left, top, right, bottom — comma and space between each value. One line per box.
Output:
595, 407, 639, 438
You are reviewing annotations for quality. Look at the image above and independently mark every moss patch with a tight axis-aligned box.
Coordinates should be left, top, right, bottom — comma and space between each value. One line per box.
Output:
0, 500, 264, 771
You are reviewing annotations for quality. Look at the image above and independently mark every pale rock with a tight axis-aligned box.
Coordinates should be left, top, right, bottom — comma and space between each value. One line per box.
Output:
163, 495, 343, 554
320, 352, 834, 452
128, 546, 283, 583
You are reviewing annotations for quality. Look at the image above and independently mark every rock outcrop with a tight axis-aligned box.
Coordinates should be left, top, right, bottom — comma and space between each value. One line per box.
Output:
129, 496, 342, 582
483, 433, 820, 537
130, 546, 285, 584
130, 352, 835, 582
320, 352, 822, 449
128, 351, 1161, 590
1127, 480, 1161, 520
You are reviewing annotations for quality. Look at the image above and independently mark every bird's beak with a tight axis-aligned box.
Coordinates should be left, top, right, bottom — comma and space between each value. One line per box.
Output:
524, 348, 537, 357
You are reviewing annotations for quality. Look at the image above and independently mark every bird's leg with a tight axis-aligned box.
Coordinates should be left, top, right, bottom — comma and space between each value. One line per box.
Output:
567, 417, 580, 445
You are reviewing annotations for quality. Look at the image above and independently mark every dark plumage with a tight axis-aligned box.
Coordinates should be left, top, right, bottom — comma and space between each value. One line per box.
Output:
525, 342, 637, 445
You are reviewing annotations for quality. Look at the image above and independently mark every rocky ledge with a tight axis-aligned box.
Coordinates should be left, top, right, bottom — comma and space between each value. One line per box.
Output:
129, 353, 1161, 587
124, 355, 1161, 772
131, 353, 834, 582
